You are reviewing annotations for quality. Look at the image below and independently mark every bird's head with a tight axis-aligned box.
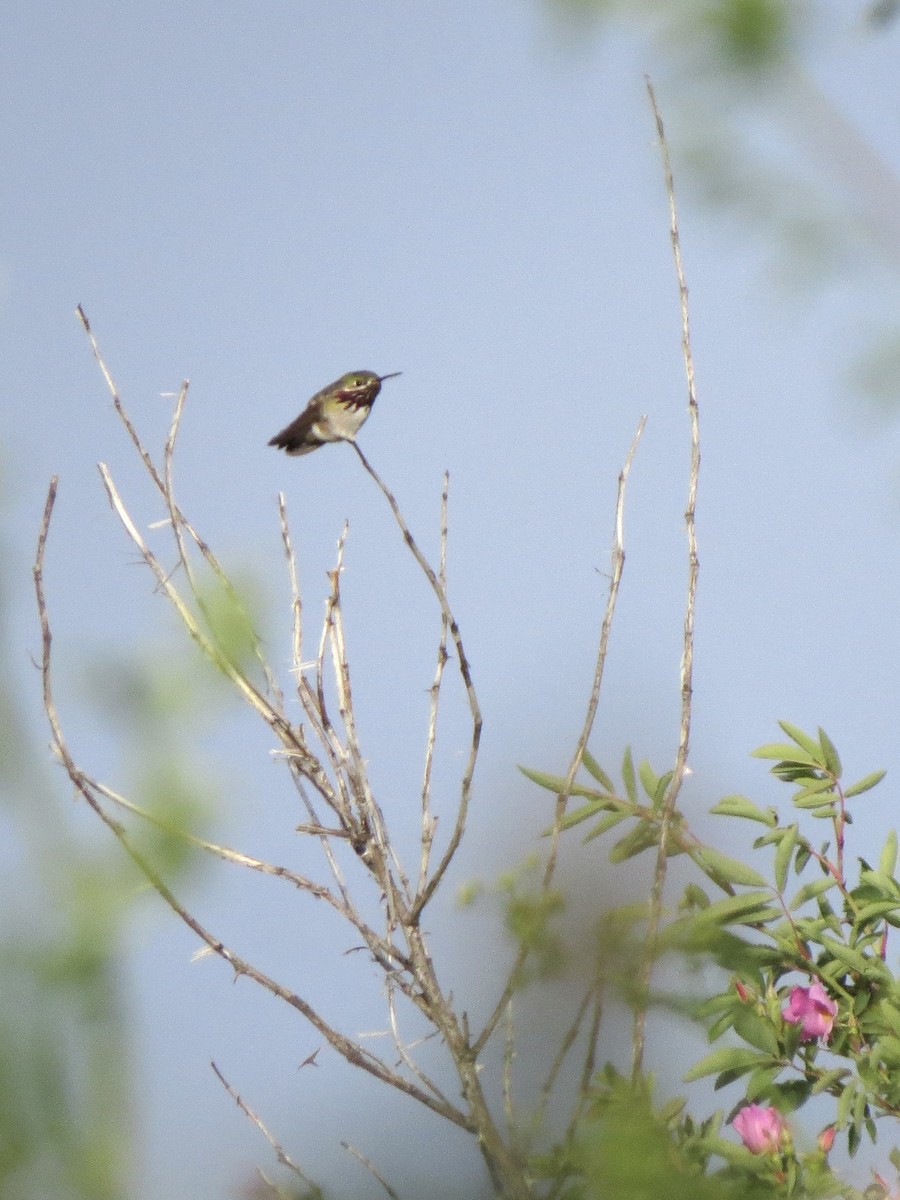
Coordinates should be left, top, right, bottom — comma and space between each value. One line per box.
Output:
333, 370, 402, 407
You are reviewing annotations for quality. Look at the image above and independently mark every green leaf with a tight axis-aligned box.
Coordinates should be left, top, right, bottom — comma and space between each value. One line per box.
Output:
878, 829, 898, 878
774, 823, 797, 894
772, 765, 827, 786
657, 1095, 687, 1125
810, 805, 842, 822
793, 790, 839, 811
691, 846, 768, 888
752, 828, 784, 849
683, 1046, 763, 1083
745, 1064, 782, 1100
621, 746, 637, 806
796, 792, 840, 811
836, 1081, 856, 1127
681, 883, 711, 911
789, 876, 838, 908
581, 749, 615, 792
871, 1035, 900, 1067
638, 759, 658, 802
817, 727, 842, 777
751, 742, 819, 764
710, 794, 777, 825
852, 900, 900, 929
652, 770, 673, 807
773, 1078, 813, 1111
778, 720, 822, 758
582, 811, 629, 843
790, 776, 836, 801
556, 801, 611, 833
686, 891, 776, 928
519, 765, 602, 800
811, 1067, 850, 1095
732, 1006, 780, 1055
820, 936, 874, 975
843, 768, 887, 799
609, 823, 658, 863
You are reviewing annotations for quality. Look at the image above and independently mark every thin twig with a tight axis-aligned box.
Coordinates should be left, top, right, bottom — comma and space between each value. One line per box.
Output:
76, 305, 283, 703
340, 1141, 401, 1200
34, 479, 470, 1131
325, 544, 412, 922
419, 472, 450, 890
502, 999, 516, 1139
278, 493, 304, 687
85, 771, 409, 968
211, 1061, 312, 1184
475, 416, 646, 1057
384, 983, 453, 1108
163, 380, 195, 591
97, 462, 273, 719
352, 444, 481, 921
541, 417, 647, 890
76, 306, 166, 489
545, 985, 606, 1200
538, 982, 596, 1121
632, 78, 701, 1079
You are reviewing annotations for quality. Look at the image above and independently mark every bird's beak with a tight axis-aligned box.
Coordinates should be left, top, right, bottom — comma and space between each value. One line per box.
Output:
378, 372, 402, 382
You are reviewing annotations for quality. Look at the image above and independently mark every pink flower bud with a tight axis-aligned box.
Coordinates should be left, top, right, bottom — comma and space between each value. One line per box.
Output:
782, 981, 837, 1042
817, 1125, 836, 1153
733, 1104, 785, 1154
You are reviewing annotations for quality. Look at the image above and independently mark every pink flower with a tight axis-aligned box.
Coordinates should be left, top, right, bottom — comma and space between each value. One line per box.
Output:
733, 1104, 786, 1154
782, 981, 837, 1042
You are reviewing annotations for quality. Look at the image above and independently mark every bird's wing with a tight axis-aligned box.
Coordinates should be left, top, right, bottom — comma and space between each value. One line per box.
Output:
268, 407, 322, 455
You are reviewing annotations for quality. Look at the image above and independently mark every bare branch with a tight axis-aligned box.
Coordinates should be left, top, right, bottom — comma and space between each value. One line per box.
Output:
76, 306, 166, 489
502, 1000, 516, 1141
76, 305, 282, 704
211, 1061, 313, 1185
34, 478, 471, 1132
385, 983, 453, 1109
324, 537, 413, 922
65, 314, 535, 1198
85, 771, 406, 968
475, 416, 646, 1056
419, 472, 450, 889
278, 493, 304, 683
351, 445, 481, 920
538, 981, 598, 1124
632, 77, 701, 1079
97, 461, 271, 718
340, 1141, 401, 1200
541, 416, 647, 890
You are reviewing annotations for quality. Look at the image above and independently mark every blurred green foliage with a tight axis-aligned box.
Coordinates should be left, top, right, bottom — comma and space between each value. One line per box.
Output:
0, 486, 243, 1198
523, 723, 898, 1197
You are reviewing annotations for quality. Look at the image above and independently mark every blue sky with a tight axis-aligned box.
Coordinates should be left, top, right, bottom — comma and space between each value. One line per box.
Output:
4, 3, 900, 1197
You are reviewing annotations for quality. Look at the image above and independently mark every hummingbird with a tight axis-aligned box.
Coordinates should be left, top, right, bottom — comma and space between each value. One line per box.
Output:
268, 370, 401, 456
